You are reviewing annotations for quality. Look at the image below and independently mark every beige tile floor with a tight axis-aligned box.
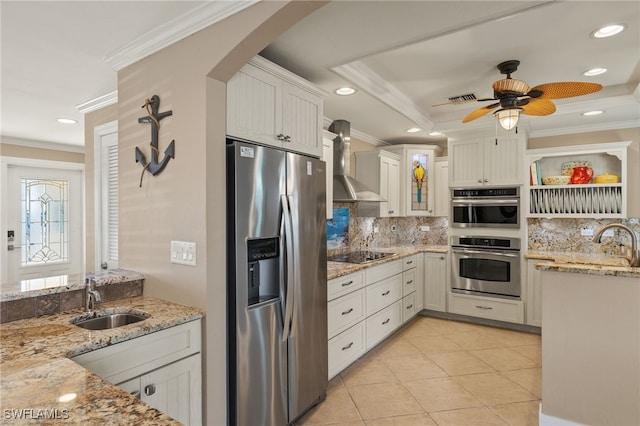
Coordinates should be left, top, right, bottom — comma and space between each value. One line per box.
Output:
297, 316, 541, 426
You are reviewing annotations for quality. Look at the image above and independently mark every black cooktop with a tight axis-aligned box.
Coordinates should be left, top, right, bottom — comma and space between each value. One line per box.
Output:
328, 251, 397, 264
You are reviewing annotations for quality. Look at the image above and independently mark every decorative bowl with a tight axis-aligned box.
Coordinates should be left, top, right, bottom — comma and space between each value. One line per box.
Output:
542, 175, 571, 185
594, 173, 620, 184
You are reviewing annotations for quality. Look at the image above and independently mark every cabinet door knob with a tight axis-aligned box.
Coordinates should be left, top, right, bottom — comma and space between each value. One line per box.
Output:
483, 179, 489, 183
478, 179, 483, 183
144, 384, 156, 396
131, 390, 141, 399
276, 134, 285, 141
284, 135, 291, 143
388, 210, 394, 214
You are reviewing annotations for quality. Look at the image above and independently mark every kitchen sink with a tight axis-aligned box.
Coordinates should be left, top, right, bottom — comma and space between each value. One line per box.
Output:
71, 309, 149, 330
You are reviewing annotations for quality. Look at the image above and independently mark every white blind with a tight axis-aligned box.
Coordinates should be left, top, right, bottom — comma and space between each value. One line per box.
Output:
101, 132, 119, 268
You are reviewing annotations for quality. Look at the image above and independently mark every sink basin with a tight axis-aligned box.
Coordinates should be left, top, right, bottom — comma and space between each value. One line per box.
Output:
71, 309, 149, 330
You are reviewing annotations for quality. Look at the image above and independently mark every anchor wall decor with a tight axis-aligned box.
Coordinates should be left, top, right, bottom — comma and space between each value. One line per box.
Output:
135, 95, 175, 187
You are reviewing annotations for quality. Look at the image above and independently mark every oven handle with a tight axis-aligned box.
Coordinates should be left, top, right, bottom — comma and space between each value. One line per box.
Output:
452, 248, 519, 258
451, 199, 519, 205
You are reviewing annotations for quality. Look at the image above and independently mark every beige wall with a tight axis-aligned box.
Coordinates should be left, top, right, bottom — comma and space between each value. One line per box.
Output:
115, 2, 326, 423
83, 104, 118, 272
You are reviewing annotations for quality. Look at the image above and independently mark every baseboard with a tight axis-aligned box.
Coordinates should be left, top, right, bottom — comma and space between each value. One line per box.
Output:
418, 309, 542, 335
539, 403, 585, 425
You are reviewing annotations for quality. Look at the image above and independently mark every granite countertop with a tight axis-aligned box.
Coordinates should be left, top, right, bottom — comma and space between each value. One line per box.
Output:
526, 250, 640, 278
0, 296, 204, 425
328, 245, 448, 280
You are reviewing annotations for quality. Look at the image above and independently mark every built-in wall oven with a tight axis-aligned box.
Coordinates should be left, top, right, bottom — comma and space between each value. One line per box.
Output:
451, 187, 519, 228
451, 236, 521, 299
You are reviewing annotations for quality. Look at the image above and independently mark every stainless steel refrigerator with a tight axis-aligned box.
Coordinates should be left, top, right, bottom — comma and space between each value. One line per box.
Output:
226, 138, 328, 426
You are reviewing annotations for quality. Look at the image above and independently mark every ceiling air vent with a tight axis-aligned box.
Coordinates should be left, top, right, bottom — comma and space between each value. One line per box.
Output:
448, 93, 477, 104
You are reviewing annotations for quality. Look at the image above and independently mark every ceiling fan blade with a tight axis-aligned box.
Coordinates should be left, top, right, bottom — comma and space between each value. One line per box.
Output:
462, 103, 500, 123
521, 98, 556, 116
530, 82, 602, 99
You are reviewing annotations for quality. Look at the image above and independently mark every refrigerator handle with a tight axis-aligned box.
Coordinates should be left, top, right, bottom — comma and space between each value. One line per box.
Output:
280, 195, 295, 342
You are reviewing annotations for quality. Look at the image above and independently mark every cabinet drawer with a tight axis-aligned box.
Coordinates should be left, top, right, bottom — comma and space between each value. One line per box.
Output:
366, 301, 402, 350
402, 255, 417, 271
402, 269, 417, 296
328, 322, 366, 379
72, 320, 201, 385
328, 271, 364, 301
449, 293, 524, 324
365, 259, 402, 284
402, 293, 417, 323
366, 274, 402, 316
328, 289, 366, 339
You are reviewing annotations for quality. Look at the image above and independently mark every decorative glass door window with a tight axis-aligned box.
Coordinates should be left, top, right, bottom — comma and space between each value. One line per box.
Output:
21, 178, 69, 266
411, 152, 430, 212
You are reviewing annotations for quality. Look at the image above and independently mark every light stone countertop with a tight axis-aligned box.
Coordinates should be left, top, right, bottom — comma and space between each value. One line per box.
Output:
0, 296, 204, 425
328, 245, 448, 280
526, 250, 640, 278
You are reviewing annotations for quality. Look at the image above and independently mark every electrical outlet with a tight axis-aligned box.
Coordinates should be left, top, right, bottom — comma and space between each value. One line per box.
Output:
581, 228, 594, 237
420, 225, 430, 232
171, 240, 196, 266
602, 229, 615, 237
373, 226, 379, 233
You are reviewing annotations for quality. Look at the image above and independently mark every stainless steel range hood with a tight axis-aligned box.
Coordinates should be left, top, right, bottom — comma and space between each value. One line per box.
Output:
328, 119, 386, 202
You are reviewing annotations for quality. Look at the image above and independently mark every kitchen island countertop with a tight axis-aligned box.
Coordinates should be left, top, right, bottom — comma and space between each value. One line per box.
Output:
0, 296, 204, 425
328, 245, 448, 280
526, 250, 639, 278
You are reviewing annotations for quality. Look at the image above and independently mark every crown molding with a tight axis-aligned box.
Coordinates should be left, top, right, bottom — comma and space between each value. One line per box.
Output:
104, 1, 259, 71
331, 61, 434, 132
76, 91, 118, 114
0, 137, 85, 153
529, 119, 640, 138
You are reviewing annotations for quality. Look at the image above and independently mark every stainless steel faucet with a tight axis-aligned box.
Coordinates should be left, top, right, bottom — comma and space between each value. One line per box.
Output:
593, 223, 640, 267
86, 277, 102, 313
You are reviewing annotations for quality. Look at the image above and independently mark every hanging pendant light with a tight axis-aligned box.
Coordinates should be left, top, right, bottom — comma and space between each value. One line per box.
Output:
495, 108, 521, 131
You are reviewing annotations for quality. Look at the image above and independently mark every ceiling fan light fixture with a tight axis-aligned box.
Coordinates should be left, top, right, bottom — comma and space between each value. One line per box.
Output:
335, 87, 356, 96
591, 24, 625, 38
495, 108, 521, 131
583, 67, 607, 76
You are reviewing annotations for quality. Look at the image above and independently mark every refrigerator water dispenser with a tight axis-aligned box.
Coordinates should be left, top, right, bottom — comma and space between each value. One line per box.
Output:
247, 237, 280, 306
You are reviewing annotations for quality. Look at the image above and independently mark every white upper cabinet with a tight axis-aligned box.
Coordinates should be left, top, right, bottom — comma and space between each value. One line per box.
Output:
227, 56, 324, 158
449, 135, 525, 188
384, 145, 441, 216
355, 150, 401, 217
322, 130, 336, 219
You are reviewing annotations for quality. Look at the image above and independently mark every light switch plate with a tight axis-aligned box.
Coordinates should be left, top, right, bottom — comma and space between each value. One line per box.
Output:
420, 225, 430, 232
171, 240, 196, 266
580, 228, 594, 237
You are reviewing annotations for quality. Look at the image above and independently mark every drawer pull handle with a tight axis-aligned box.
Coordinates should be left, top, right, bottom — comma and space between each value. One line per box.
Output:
382, 318, 390, 325
382, 290, 390, 296
388, 210, 394, 214
341, 280, 354, 287
475, 305, 493, 310
406, 280, 413, 285
342, 342, 354, 351
131, 390, 141, 399
144, 384, 156, 396
406, 260, 413, 265
406, 304, 413, 309
342, 308, 354, 315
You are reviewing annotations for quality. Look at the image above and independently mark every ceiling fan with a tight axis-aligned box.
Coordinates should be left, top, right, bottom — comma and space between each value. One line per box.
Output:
446, 60, 603, 130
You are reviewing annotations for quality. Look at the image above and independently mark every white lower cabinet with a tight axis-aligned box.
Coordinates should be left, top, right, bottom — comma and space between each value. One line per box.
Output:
366, 301, 402, 350
328, 321, 366, 379
327, 255, 426, 378
72, 320, 202, 425
424, 252, 448, 312
526, 259, 546, 327
402, 293, 417, 323
448, 292, 524, 324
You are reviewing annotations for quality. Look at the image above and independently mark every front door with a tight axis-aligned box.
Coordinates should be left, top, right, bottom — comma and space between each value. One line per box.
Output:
6, 165, 83, 282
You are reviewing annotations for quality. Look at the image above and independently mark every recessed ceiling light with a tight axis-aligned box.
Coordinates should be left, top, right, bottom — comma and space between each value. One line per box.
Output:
583, 68, 607, 76
591, 24, 625, 38
428, 131, 443, 136
582, 110, 604, 116
406, 127, 421, 133
335, 87, 356, 96
57, 118, 77, 124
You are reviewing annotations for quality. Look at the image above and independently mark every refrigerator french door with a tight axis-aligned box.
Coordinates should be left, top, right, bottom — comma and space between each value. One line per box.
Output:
226, 139, 328, 426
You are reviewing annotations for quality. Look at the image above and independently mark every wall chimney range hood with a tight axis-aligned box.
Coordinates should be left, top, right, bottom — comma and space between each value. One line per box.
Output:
329, 119, 386, 202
